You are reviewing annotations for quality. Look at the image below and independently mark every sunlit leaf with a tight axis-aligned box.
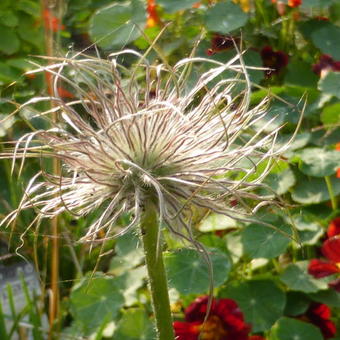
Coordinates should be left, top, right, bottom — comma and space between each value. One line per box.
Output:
204, 2, 248, 34
89, 0, 146, 49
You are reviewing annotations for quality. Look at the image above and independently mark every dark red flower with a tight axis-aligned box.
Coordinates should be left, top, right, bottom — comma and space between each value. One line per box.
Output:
304, 303, 337, 339
206, 34, 238, 56
174, 296, 251, 340
248, 336, 266, 340
322, 236, 340, 263
308, 259, 340, 278
260, 46, 289, 77
312, 55, 340, 76
308, 219, 340, 288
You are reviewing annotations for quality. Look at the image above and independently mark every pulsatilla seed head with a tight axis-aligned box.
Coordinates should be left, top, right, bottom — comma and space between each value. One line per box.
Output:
0, 49, 291, 246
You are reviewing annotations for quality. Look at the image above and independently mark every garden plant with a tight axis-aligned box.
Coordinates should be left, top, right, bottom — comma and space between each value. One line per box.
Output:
0, 0, 339, 340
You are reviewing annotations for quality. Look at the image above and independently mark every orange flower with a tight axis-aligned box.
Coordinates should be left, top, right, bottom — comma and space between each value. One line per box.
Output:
43, 9, 65, 32
146, 0, 161, 28
287, 0, 301, 7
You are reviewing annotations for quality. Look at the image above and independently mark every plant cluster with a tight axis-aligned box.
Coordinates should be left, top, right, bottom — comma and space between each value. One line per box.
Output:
0, 0, 339, 339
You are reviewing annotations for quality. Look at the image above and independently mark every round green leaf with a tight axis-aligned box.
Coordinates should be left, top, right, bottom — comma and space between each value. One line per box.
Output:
263, 168, 296, 195
291, 175, 340, 204
280, 261, 328, 293
270, 317, 323, 340
321, 102, 340, 127
109, 231, 144, 275
299, 148, 340, 177
89, 0, 146, 49
318, 72, 340, 99
204, 2, 248, 34
158, 0, 198, 12
164, 248, 231, 294
311, 23, 340, 59
241, 223, 291, 259
222, 280, 286, 332
70, 274, 125, 334
112, 308, 156, 340
292, 215, 323, 246
0, 25, 20, 55
198, 213, 237, 232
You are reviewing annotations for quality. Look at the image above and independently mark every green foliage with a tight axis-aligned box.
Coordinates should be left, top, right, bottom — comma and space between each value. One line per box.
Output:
70, 274, 125, 335
222, 280, 286, 332
89, 0, 146, 49
204, 2, 248, 34
270, 317, 323, 340
164, 248, 231, 294
280, 261, 329, 293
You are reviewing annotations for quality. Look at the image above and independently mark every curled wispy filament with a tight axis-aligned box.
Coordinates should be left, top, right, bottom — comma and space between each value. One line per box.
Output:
1, 49, 292, 246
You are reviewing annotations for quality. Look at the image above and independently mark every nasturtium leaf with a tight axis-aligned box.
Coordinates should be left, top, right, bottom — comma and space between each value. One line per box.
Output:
204, 2, 248, 34
311, 23, 340, 59
70, 274, 124, 334
109, 231, 144, 275
164, 248, 231, 294
113, 266, 147, 306
241, 223, 291, 259
321, 102, 340, 127
89, 0, 146, 49
17, 0, 41, 18
0, 11, 18, 27
280, 261, 329, 293
225, 231, 243, 264
309, 289, 340, 308
112, 308, 155, 340
300, 0, 333, 9
284, 292, 310, 316
158, 0, 198, 12
263, 168, 295, 195
299, 148, 340, 177
292, 215, 323, 245
0, 26, 20, 55
221, 280, 286, 332
318, 72, 340, 99
270, 317, 323, 340
291, 175, 340, 204
0, 63, 20, 85
17, 16, 44, 49
198, 213, 237, 232
285, 60, 318, 88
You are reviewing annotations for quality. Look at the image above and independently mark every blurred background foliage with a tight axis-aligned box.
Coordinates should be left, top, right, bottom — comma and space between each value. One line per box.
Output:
0, 0, 339, 339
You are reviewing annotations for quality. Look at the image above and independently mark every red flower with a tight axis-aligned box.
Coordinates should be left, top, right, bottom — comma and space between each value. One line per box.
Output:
260, 46, 289, 77
248, 336, 266, 340
206, 34, 238, 56
146, 0, 161, 28
43, 9, 65, 32
336, 144, 340, 179
287, 0, 301, 7
312, 55, 340, 76
173, 296, 251, 340
304, 303, 337, 339
327, 217, 340, 238
308, 218, 340, 290
308, 259, 340, 278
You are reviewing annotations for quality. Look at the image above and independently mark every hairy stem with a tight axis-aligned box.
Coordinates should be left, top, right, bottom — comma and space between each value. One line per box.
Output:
140, 203, 175, 340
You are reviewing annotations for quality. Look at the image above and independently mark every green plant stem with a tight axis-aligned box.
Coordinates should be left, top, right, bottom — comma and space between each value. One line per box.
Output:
325, 176, 338, 211
140, 203, 175, 340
